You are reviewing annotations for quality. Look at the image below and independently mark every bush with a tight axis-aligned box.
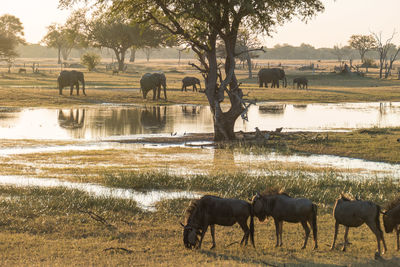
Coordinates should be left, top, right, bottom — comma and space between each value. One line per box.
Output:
81, 52, 101, 71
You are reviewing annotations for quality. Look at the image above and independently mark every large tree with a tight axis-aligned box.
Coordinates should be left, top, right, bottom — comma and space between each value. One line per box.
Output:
348, 34, 376, 63
61, 0, 324, 141
87, 11, 144, 71
0, 14, 25, 62
42, 10, 87, 63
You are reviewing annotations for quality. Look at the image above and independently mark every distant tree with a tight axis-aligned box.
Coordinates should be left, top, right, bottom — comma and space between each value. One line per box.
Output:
81, 52, 101, 71
372, 31, 400, 78
42, 10, 87, 63
42, 24, 64, 64
348, 34, 376, 63
332, 44, 352, 63
87, 11, 144, 71
0, 14, 25, 64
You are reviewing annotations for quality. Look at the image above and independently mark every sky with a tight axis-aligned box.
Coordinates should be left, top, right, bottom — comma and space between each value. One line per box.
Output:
1, 0, 400, 48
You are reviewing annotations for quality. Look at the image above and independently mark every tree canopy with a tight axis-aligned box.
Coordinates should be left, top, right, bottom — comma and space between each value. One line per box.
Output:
348, 34, 376, 63
0, 14, 25, 61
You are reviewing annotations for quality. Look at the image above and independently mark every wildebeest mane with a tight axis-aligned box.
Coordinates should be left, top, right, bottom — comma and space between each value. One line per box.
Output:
260, 187, 290, 198
339, 193, 354, 201
384, 196, 400, 211
184, 199, 200, 225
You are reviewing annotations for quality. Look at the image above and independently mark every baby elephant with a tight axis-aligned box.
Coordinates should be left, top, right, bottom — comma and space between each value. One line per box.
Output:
293, 77, 308, 89
182, 76, 201, 92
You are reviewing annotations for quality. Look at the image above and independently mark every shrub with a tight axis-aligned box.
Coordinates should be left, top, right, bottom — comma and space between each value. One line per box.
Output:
81, 52, 101, 71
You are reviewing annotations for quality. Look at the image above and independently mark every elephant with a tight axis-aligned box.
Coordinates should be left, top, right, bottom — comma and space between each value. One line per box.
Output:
57, 70, 86, 96
258, 68, 287, 88
293, 77, 308, 89
181, 76, 201, 92
140, 72, 167, 100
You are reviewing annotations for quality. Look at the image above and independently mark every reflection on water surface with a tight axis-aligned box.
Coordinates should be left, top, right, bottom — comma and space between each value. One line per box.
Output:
0, 102, 400, 140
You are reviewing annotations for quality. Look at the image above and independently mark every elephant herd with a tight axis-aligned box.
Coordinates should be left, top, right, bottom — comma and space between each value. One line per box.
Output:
257, 68, 308, 89
56, 68, 308, 98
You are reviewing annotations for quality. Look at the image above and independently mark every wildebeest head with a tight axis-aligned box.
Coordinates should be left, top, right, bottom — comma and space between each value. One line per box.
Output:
251, 192, 267, 222
181, 223, 200, 249
382, 212, 395, 233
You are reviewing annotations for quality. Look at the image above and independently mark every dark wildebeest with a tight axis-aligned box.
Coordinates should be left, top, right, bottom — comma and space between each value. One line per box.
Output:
57, 70, 86, 96
181, 76, 201, 92
293, 77, 308, 89
181, 195, 255, 249
251, 189, 318, 249
331, 194, 387, 256
18, 68, 26, 74
382, 196, 400, 251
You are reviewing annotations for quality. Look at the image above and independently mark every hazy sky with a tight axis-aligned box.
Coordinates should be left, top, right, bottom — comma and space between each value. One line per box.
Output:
1, 0, 400, 48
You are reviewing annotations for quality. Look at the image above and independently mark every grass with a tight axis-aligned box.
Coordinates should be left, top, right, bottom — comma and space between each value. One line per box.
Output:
103, 170, 399, 211
0, 183, 400, 266
1, 59, 400, 107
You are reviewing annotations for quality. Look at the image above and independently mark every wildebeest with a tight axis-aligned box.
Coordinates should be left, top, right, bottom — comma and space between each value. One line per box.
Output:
57, 70, 86, 96
251, 189, 318, 249
182, 76, 201, 92
18, 68, 26, 74
293, 77, 308, 89
382, 196, 400, 251
331, 194, 386, 256
181, 195, 255, 249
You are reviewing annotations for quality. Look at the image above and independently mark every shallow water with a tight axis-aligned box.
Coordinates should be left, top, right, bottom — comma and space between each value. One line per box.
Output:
0, 102, 399, 140
0, 175, 198, 211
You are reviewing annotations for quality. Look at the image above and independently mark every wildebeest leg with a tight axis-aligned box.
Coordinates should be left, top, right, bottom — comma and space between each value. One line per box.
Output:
197, 225, 208, 249
210, 225, 216, 249
366, 222, 383, 255
396, 226, 399, 251
274, 219, 280, 247
301, 221, 310, 249
331, 221, 339, 250
279, 221, 283, 247
238, 220, 250, 246
342, 226, 349, 251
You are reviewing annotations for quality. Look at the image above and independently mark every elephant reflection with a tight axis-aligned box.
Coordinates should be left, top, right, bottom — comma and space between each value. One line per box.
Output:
58, 109, 85, 129
181, 105, 200, 116
140, 106, 167, 132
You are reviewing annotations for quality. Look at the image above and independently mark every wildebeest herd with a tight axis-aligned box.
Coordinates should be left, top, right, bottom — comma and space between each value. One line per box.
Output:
56, 68, 308, 98
182, 190, 400, 259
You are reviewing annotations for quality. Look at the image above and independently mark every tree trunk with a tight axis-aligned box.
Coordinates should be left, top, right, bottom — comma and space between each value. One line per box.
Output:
129, 48, 136, 62
205, 36, 244, 142
246, 53, 252, 79
57, 47, 62, 64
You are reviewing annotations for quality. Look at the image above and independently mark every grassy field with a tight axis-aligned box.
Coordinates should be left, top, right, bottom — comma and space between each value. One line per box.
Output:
0, 184, 400, 266
1, 58, 400, 107
1, 58, 400, 266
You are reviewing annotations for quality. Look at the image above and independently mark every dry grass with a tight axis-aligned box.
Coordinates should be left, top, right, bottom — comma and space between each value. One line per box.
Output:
0, 186, 399, 266
1, 59, 400, 107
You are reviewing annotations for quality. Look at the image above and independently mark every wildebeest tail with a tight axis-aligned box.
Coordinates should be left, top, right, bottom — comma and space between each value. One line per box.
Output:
312, 203, 318, 239
250, 214, 255, 248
